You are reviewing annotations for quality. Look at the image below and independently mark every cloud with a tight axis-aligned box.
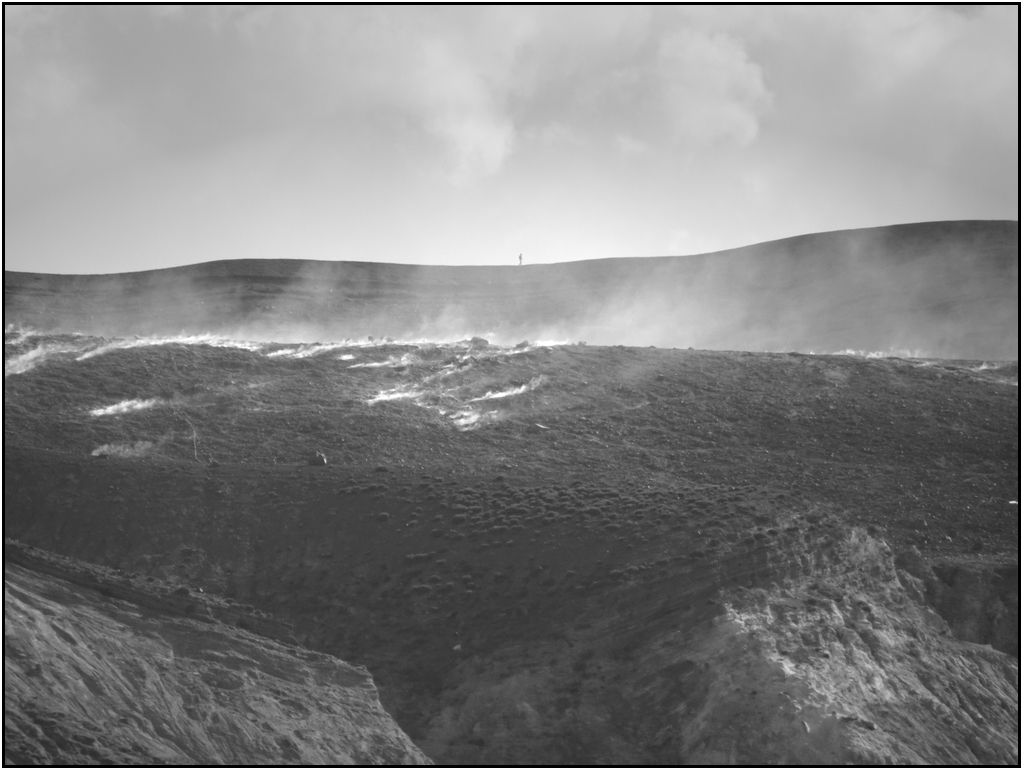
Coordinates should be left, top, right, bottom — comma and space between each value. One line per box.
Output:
3, 6, 1016, 273
725, 6, 1018, 186
5, 6, 777, 191
655, 26, 770, 147
615, 134, 648, 156
409, 36, 516, 184
502, 7, 772, 154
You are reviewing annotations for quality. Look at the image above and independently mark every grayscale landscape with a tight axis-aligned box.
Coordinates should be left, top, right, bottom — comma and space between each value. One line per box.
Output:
5, 220, 1019, 764
4, 5, 1019, 767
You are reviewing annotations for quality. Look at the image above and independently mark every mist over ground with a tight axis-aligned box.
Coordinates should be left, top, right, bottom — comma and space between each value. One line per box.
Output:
4, 220, 1018, 360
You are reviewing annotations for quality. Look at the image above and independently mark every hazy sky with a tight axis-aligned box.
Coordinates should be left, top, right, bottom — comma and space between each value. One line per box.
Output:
4, 4, 1019, 274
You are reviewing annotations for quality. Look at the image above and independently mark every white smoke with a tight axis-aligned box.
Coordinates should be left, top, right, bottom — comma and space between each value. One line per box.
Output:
467, 375, 545, 402
88, 398, 164, 417
77, 334, 269, 361
5, 342, 81, 376
90, 441, 155, 458
264, 342, 353, 359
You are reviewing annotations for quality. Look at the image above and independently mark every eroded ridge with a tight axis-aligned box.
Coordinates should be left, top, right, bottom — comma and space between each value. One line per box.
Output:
4, 542, 431, 766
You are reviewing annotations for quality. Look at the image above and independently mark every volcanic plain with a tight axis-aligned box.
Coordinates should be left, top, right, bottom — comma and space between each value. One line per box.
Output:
4, 220, 1020, 764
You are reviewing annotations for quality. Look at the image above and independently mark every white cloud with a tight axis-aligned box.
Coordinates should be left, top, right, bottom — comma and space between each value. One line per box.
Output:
409, 37, 517, 184
5, 6, 777, 190
506, 8, 772, 154
615, 134, 648, 156
3, 5, 1016, 273
656, 27, 770, 147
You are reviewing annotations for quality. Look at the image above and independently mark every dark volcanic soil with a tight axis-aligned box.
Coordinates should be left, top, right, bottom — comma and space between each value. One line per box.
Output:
4, 325, 1019, 763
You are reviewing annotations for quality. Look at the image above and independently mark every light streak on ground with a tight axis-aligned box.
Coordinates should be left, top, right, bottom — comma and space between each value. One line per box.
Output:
88, 398, 164, 417
833, 348, 928, 359
349, 353, 421, 368
4, 326, 39, 346
77, 335, 269, 361
467, 376, 545, 403
366, 387, 425, 405
5, 343, 81, 376
90, 441, 155, 458
265, 342, 352, 359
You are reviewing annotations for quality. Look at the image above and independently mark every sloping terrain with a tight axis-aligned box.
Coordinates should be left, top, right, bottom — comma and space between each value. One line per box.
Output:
4, 325, 1019, 764
4, 220, 1019, 359
4, 543, 430, 766
418, 530, 1018, 765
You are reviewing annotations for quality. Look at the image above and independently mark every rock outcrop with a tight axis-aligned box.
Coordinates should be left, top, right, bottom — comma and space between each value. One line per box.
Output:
661, 531, 1019, 764
418, 530, 1019, 765
4, 553, 430, 765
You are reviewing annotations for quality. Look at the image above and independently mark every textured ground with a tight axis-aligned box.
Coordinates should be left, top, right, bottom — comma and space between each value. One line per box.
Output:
4, 544, 430, 766
4, 324, 1018, 764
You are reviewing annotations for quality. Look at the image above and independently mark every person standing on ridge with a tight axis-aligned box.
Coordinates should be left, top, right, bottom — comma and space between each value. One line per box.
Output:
518, 253, 523, 266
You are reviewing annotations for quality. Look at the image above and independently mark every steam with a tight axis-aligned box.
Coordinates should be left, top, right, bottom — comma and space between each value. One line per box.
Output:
4, 222, 1017, 363
4, 325, 38, 347
467, 376, 545, 402
833, 348, 929, 359
359, 344, 551, 430
78, 334, 269, 361
3, 321, 561, 390
89, 398, 164, 417
5, 342, 82, 376
366, 387, 425, 405
449, 408, 497, 429
90, 441, 155, 458
264, 342, 352, 359
349, 353, 422, 369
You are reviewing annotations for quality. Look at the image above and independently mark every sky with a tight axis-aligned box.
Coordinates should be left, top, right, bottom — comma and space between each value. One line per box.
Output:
4, 4, 1019, 274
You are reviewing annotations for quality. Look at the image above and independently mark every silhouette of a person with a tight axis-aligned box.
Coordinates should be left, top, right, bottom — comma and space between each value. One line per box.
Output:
518, 253, 523, 266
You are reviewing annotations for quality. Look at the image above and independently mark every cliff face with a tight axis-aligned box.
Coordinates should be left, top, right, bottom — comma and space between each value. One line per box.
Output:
4, 555, 430, 766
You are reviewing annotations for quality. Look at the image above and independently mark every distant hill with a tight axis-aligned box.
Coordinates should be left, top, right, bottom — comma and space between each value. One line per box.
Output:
4, 220, 1018, 359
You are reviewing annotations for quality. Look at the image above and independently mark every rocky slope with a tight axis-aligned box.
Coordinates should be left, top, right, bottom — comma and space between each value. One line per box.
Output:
4, 220, 1018, 359
416, 530, 1019, 765
4, 543, 430, 766
636, 531, 1018, 765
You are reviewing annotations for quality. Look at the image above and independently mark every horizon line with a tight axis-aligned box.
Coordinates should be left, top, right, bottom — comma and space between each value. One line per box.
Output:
4, 218, 1017, 277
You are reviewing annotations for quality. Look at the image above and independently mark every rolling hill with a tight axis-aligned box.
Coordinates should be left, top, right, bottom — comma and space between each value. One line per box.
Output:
4, 220, 1019, 359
